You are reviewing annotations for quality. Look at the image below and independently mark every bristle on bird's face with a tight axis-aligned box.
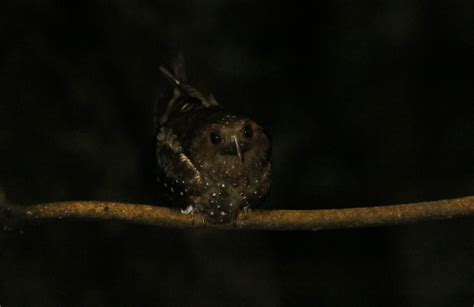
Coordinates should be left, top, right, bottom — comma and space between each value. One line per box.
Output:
188, 114, 270, 173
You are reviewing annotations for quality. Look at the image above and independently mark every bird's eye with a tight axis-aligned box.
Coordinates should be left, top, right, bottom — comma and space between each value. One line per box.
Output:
210, 131, 222, 145
243, 125, 253, 138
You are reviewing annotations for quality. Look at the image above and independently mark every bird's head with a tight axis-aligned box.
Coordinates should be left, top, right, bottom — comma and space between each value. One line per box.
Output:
188, 111, 271, 175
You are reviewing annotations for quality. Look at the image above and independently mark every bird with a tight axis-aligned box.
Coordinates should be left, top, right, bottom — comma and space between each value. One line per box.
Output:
155, 56, 272, 224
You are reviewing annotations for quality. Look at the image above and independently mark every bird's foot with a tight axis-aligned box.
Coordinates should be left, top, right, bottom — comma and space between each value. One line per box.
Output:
242, 205, 252, 217
233, 206, 252, 227
181, 205, 205, 225
181, 205, 195, 215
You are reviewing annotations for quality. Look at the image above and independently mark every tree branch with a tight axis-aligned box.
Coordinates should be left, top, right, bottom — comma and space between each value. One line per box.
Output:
1, 195, 473, 230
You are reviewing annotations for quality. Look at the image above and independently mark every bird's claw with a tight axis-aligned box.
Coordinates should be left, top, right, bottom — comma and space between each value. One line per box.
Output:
181, 205, 206, 225
242, 206, 252, 217
181, 205, 195, 215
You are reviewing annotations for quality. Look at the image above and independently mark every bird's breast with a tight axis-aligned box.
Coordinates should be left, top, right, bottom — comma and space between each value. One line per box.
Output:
194, 167, 270, 224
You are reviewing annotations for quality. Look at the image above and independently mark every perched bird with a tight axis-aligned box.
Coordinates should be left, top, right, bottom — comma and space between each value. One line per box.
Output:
155, 57, 272, 224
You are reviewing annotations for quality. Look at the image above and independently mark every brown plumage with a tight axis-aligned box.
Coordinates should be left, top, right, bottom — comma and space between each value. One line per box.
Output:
155, 58, 271, 224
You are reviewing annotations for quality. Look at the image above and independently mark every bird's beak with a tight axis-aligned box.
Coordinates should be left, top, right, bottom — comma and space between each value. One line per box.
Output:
232, 135, 243, 162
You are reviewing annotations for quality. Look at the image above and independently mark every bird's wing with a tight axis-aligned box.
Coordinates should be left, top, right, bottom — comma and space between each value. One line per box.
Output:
155, 127, 202, 204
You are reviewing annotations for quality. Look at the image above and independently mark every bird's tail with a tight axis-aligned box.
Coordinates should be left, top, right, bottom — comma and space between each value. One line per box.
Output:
157, 55, 220, 125
154, 54, 185, 127
171, 53, 187, 83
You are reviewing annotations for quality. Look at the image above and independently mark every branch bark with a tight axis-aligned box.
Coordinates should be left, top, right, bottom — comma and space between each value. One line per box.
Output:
1, 195, 473, 230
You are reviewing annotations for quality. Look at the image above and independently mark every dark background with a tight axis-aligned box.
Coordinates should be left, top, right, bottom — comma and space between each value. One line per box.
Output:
1, 1, 473, 306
